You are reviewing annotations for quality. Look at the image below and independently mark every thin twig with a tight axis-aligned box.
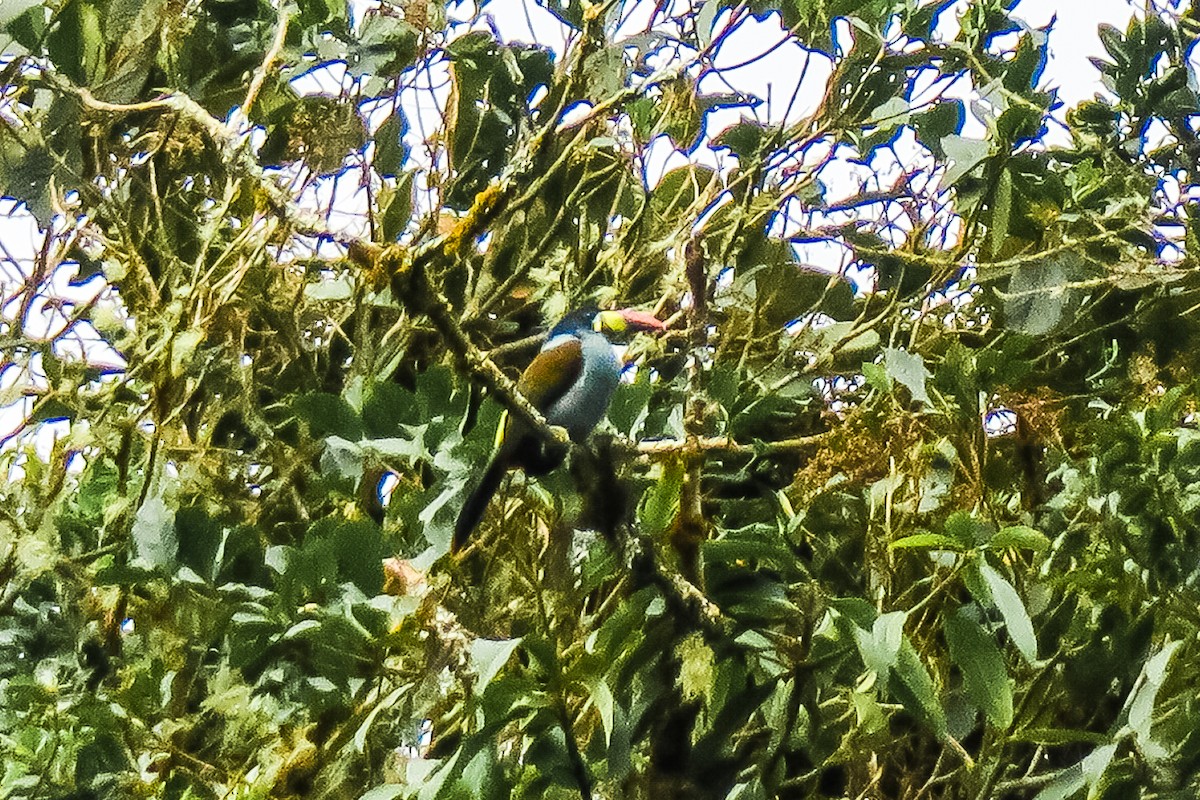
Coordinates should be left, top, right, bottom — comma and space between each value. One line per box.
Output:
242, 5, 290, 119
634, 431, 832, 457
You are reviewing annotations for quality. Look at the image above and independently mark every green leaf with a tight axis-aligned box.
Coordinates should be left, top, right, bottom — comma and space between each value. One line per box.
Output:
1012, 728, 1109, 746
890, 532, 964, 551
828, 596, 879, 631
867, 96, 909, 128
1124, 640, 1180, 759
941, 135, 990, 186
797, 321, 880, 360
988, 168, 1012, 258
75, 732, 132, 788
755, 263, 856, 327
917, 447, 955, 514
944, 510, 989, 548
903, 0, 956, 38
694, 0, 720, 46
305, 274, 355, 301
131, 496, 178, 571
321, 436, 364, 480
651, 164, 716, 222
296, 0, 350, 32
47, 0, 106, 85
294, 393, 365, 441
852, 610, 905, 677
676, 632, 715, 702
911, 99, 964, 154
998, 252, 1090, 336
349, 14, 419, 77
870, 250, 932, 299
1, 0, 41, 52
725, 777, 767, 800
583, 44, 627, 99
585, 675, 616, 745
0, 143, 55, 226
639, 459, 684, 537
374, 111, 408, 177
443, 34, 552, 209
892, 638, 948, 739
884, 347, 932, 406
713, 120, 767, 160
1097, 23, 1127, 65
175, 506, 223, 582
362, 380, 420, 435
861, 360, 891, 392
705, 523, 796, 566
978, 560, 1038, 664
4, 2, 46, 52
355, 686, 406, 755
283, 619, 322, 640
1033, 743, 1116, 800
945, 607, 1013, 729
626, 96, 658, 142
989, 525, 1050, 552
170, 328, 204, 377
0, 0, 40, 28
469, 637, 522, 693
1000, 260, 1065, 335
997, 104, 1043, 146
379, 172, 414, 242
333, 519, 385, 595
608, 371, 653, 437
364, 433, 427, 462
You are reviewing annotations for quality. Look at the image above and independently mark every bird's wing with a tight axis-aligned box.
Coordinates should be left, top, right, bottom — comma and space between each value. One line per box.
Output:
458, 336, 587, 548
516, 337, 584, 411
494, 337, 583, 470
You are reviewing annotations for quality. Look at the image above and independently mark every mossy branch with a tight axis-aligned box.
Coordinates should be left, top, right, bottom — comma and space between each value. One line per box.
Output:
381, 244, 568, 450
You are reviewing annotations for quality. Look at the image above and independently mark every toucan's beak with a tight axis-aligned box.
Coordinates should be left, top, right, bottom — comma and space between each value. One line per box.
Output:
619, 309, 667, 333
596, 309, 667, 335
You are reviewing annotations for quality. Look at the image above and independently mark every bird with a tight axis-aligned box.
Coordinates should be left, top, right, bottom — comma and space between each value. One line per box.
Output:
453, 306, 666, 552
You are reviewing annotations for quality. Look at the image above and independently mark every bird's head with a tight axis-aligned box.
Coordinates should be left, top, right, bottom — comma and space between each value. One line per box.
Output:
550, 306, 667, 340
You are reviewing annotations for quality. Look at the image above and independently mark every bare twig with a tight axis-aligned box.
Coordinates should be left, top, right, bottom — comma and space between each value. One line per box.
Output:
676, 236, 711, 582
242, 5, 290, 119
634, 431, 831, 457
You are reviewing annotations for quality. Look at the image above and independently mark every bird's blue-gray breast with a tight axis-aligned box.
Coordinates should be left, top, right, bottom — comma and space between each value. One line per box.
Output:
544, 330, 621, 441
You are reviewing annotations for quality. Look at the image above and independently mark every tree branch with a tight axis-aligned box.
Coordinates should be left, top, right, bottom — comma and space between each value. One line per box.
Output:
241, 4, 290, 119
634, 431, 831, 457
382, 244, 569, 450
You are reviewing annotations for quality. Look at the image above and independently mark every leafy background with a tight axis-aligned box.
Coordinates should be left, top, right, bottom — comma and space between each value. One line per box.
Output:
2, 0, 1200, 798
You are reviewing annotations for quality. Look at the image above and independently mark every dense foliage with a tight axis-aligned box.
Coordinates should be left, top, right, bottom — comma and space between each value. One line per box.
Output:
2, 0, 1200, 797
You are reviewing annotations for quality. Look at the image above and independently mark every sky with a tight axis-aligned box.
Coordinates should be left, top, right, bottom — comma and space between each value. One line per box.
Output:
0, 0, 1172, 457
458, 0, 1139, 129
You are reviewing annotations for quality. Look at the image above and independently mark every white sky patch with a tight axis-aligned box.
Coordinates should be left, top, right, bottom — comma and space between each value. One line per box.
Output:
700, 12, 835, 128
640, 132, 726, 188
791, 239, 853, 273
612, 0, 694, 39
1022, 0, 1137, 105
482, 0, 574, 52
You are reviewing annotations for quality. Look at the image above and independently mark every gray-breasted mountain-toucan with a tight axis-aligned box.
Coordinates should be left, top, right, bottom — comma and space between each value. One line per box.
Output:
453, 307, 666, 552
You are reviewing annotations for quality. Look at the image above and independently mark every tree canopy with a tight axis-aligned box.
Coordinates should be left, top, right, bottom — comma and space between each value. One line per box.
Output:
2, 0, 1200, 797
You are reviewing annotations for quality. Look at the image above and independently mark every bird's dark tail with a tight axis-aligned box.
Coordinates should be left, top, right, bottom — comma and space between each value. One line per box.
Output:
453, 457, 508, 552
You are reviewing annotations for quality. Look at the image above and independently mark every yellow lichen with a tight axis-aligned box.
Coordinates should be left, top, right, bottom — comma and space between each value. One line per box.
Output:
441, 183, 504, 257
